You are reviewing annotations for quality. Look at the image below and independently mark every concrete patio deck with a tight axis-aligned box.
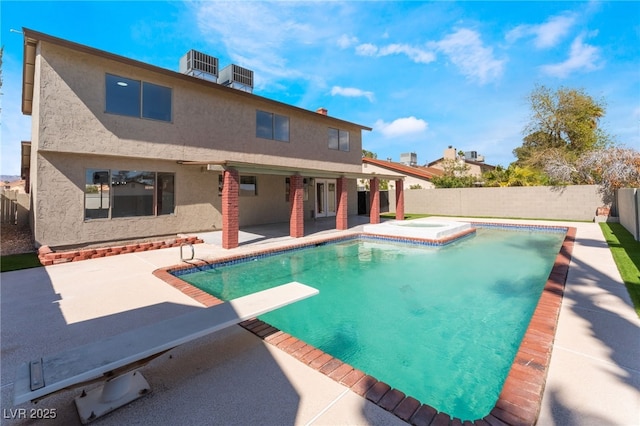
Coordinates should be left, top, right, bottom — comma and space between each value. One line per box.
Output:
1, 217, 638, 425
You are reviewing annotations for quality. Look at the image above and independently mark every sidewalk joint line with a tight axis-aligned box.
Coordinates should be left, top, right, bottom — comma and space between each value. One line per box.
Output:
555, 345, 640, 374
305, 388, 351, 426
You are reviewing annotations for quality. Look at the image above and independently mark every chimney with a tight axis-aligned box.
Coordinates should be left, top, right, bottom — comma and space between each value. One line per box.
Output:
444, 147, 457, 160
316, 107, 328, 115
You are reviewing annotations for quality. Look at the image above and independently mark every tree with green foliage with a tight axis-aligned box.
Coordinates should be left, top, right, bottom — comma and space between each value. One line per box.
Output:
431, 175, 476, 188
483, 164, 551, 187
514, 85, 611, 170
361, 178, 388, 191
362, 149, 377, 159
431, 159, 477, 188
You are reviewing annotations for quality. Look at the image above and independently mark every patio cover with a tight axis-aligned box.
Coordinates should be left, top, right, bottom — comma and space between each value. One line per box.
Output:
178, 160, 405, 248
178, 160, 404, 181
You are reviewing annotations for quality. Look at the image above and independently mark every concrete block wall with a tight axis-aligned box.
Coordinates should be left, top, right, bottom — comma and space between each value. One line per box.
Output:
389, 185, 605, 221
618, 188, 640, 240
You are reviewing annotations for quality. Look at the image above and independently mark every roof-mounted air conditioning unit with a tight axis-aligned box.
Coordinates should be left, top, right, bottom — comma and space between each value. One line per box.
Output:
400, 152, 418, 166
179, 50, 218, 82
218, 64, 254, 93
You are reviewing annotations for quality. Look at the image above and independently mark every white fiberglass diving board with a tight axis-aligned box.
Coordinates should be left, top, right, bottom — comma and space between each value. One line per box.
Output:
14, 282, 318, 405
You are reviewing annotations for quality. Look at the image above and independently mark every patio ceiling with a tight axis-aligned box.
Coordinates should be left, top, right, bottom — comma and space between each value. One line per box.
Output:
177, 160, 405, 181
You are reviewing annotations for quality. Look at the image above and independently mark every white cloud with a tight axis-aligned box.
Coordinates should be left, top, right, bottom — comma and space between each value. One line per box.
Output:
337, 34, 358, 49
192, 2, 342, 88
331, 86, 374, 102
432, 29, 504, 84
540, 33, 602, 78
355, 42, 435, 64
378, 44, 436, 64
374, 117, 428, 138
355, 43, 379, 56
506, 13, 576, 48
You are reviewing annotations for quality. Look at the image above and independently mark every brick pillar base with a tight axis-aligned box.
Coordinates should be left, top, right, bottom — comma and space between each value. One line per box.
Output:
222, 169, 239, 249
289, 175, 304, 238
336, 177, 348, 230
370, 177, 380, 224
395, 179, 405, 221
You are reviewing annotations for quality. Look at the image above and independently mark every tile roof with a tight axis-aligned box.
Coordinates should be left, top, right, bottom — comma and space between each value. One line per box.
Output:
362, 158, 443, 180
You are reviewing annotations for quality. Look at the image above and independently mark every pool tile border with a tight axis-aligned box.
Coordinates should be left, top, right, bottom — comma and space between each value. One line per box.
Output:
361, 226, 477, 247
153, 224, 576, 426
163, 228, 478, 280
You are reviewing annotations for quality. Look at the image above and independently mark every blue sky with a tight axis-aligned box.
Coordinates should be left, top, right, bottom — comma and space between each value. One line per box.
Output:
1, 1, 639, 175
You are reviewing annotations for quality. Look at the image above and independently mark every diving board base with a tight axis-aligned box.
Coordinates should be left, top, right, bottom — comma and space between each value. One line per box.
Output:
75, 370, 150, 424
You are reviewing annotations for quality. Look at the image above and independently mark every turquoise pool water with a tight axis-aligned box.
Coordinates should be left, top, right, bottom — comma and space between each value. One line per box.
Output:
178, 228, 565, 420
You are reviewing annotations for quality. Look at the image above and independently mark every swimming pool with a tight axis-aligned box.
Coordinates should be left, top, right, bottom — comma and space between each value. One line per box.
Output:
174, 227, 566, 420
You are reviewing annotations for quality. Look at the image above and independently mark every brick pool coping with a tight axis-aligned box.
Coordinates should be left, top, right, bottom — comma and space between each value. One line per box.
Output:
153, 225, 576, 426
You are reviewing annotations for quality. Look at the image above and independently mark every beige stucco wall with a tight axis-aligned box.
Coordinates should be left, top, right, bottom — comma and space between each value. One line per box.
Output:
33, 152, 360, 247
389, 185, 605, 221
35, 41, 364, 174
33, 152, 220, 247
28, 44, 43, 237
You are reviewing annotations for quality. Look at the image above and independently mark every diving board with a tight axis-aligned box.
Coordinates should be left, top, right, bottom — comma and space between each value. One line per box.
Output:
13, 282, 318, 423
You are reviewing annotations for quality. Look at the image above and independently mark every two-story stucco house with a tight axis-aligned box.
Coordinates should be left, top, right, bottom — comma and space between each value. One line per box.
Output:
21, 29, 404, 249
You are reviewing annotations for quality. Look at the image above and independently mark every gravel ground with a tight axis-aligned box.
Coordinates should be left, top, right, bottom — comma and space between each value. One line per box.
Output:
1, 224, 36, 256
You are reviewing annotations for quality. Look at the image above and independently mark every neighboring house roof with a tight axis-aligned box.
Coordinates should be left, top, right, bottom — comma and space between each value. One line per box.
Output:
362, 157, 443, 180
20, 28, 372, 132
3, 180, 26, 193
427, 157, 496, 170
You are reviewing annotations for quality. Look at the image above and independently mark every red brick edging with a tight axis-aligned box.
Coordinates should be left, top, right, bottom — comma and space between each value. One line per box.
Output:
37, 236, 204, 265
154, 227, 576, 425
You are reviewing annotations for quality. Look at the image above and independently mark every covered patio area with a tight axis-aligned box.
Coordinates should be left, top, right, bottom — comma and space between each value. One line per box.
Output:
190, 215, 374, 247
179, 160, 406, 249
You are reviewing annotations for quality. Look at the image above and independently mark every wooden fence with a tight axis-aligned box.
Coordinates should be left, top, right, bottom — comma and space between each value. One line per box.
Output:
1, 190, 30, 227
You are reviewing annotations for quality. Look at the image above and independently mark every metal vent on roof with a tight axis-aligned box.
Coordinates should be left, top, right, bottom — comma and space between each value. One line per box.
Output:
464, 151, 478, 160
218, 64, 254, 93
400, 152, 417, 166
179, 50, 219, 82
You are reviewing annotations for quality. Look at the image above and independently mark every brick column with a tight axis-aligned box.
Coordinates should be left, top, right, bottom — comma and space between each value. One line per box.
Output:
222, 169, 239, 249
369, 177, 380, 224
336, 177, 348, 230
289, 175, 304, 238
395, 179, 405, 221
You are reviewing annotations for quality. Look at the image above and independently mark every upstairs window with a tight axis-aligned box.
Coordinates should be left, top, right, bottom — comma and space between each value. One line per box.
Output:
328, 128, 349, 151
256, 110, 289, 142
142, 82, 172, 121
105, 74, 172, 122
106, 75, 140, 117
